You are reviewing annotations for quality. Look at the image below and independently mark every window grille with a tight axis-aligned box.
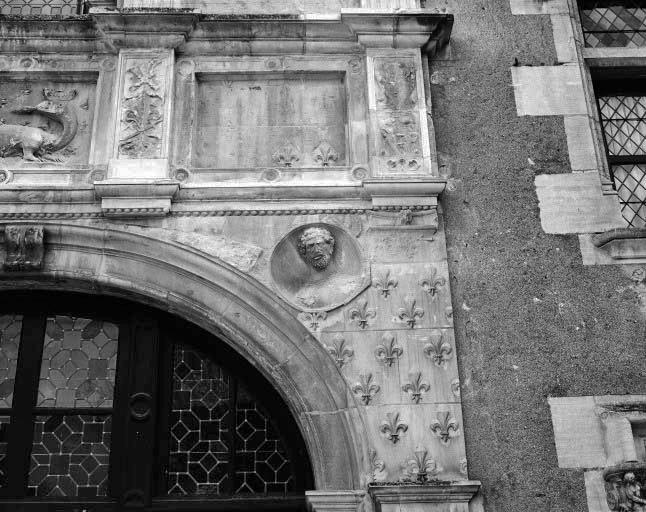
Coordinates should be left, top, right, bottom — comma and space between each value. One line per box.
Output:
0, 0, 83, 15
579, 0, 646, 47
597, 93, 646, 227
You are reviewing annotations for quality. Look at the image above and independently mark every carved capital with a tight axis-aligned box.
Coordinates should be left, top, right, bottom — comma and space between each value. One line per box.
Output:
2, 225, 44, 271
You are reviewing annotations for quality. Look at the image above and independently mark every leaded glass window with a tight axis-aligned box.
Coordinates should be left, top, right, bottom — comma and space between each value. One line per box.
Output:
594, 74, 646, 228
0, 0, 83, 16
580, 0, 646, 48
0, 292, 312, 511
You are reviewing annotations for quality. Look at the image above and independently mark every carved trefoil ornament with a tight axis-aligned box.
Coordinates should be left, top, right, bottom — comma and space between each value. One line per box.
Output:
397, 297, 424, 328
401, 447, 441, 483
430, 411, 460, 445
119, 58, 166, 158
374, 332, 402, 367
3, 225, 44, 271
312, 141, 339, 167
402, 372, 430, 404
325, 334, 354, 369
372, 270, 398, 298
352, 373, 380, 405
423, 333, 453, 368
349, 299, 376, 330
272, 142, 300, 167
0, 88, 79, 162
419, 268, 446, 299
379, 412, 408, 444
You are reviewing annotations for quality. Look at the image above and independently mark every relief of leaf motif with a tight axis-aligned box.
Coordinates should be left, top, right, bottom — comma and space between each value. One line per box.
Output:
401, 447, 440, 483
429, 411, 460, 445
119, 59, 165, 158
325, 334, 354, 368
379, 412, 408, 444
272, 142, 300, 167
372, 270, 398, 298
423, 333, 453, 368
352, 373, 380, 405
419, 268, 446, 299
401, 372, 430, 404
349, 299, 376, 329
374, 332, 402, 367
397, 297, 424, 328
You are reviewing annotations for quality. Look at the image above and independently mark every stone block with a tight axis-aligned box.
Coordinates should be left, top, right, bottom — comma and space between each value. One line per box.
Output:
548, 396, 607, 468
512, 65, 587, 116
509, 0, 570, 15
585, 470, 611, 512
551, 14, 578, 63
534, 172, 625, 234
564, 115, 598, 171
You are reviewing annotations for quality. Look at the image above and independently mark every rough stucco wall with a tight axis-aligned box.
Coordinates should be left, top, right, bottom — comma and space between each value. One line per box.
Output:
430, 2, 645, 512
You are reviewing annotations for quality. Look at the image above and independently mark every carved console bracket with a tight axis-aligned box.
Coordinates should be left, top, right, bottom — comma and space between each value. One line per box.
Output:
1, 225, 44, 271
94, 180, 179, 218
368, 482, 481, 512
592, 228, 646, 263
363, 179, 445, 233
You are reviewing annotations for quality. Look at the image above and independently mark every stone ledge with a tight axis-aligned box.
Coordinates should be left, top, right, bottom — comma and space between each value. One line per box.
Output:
591, 228, 646, 260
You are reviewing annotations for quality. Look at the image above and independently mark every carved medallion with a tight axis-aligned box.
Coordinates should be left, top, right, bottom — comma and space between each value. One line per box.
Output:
270, 223, 370, 312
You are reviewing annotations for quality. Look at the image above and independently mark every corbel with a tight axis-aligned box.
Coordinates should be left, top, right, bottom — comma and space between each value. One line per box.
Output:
0, 224, 45, 271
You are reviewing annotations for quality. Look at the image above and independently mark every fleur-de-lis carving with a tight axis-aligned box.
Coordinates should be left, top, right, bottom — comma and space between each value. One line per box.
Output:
325, 334, 354, 368
401, 372, 430, 404
429, 411, 460, 445
272, 142, 300, 167
397, 297, 424, 328
401, 447, 440, 483
419, 268, 446, 299
312, 141, 339, 167
368, 448, 387, 482
379, 412, 408, 444
423, 333, 453, 368
352, 373, 380, 405
349, 299, 376, 329
374, 332, 402, 367
372, 270, 398, 298
297, 311, 327, 330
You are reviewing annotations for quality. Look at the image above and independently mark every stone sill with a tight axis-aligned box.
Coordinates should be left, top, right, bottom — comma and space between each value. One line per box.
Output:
583, 47, 646, 67
368, 481, 481, 503
591, 228, 646, 260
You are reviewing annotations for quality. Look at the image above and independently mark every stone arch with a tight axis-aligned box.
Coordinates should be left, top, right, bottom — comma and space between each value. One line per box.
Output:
0, 222, 369, 490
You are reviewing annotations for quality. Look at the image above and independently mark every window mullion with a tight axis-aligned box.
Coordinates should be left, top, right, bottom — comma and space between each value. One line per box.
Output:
4, 314, 46, 497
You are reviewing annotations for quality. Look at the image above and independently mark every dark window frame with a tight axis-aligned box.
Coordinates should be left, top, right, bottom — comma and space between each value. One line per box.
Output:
0, 291, 312, 512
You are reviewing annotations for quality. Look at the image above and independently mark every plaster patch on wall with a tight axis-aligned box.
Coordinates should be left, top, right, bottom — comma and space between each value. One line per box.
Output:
512, 65, 587, 116
535, 172, 624, 234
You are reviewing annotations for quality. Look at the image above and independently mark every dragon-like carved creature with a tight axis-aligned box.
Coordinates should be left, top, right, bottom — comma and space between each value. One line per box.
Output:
0, 92, 78, 162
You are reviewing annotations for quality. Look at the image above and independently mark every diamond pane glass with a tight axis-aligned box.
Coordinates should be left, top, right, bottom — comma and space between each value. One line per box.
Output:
38, 316, 119, 408
599, 96, 646, 156
612, 164, 646, 227
0, 314, 22, 407
580, 1, 646, 47
0, 415, 10, 489
28, 414, 111, 497
168, 344, 232, 496
0, 0, 80, 15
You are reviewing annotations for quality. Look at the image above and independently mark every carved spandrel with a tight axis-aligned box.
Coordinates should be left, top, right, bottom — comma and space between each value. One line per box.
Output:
0, 84, 91, 164
2, 225, 44, 271
118, 57, 167, 159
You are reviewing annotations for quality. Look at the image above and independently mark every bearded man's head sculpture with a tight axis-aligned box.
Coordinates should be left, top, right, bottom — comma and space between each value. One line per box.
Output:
297, 227, 335, 271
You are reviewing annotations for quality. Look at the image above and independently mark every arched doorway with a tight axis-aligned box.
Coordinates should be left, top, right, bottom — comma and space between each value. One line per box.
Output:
0, 222, 369, 495
0, 291, 314, 510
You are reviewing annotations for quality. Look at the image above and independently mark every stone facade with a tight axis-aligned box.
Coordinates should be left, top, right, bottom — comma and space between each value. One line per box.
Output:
0, 1, 644, 512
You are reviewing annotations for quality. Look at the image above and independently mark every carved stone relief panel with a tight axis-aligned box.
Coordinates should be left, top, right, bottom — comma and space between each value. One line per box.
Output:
0, 78, 95, 166
193, 73, 347, 169
269, 223, 369, 312
369, 54, 429, 177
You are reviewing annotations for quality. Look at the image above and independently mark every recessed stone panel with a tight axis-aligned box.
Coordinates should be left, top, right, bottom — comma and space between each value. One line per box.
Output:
0, 76, 96, 166
193, 73, 347, 169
